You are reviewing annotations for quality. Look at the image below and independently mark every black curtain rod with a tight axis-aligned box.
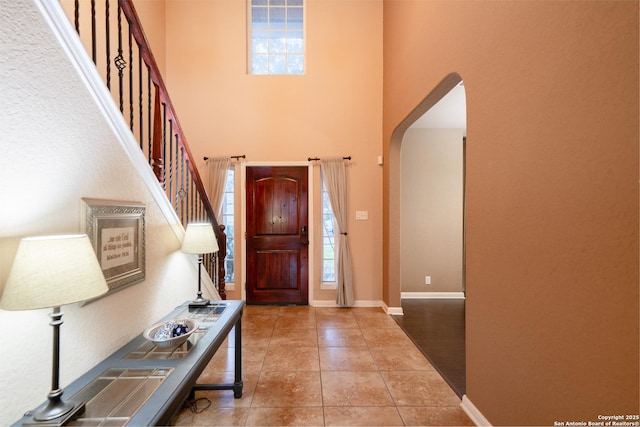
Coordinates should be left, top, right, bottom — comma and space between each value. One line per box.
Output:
308, 156, 352, 161
203, 155, 246, 161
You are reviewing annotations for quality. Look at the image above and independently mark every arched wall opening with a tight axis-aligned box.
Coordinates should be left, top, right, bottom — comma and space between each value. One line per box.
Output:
387, 72, 465, 307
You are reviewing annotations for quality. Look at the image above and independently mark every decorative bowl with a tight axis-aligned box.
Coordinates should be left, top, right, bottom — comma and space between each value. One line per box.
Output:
143, 318, 199, 349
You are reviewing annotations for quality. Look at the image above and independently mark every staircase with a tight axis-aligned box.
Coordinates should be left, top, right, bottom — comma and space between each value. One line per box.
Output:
57, 0, 228, 298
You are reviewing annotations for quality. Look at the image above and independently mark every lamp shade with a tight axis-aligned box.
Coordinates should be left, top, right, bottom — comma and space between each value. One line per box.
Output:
0, 234, 108, 311
181, 223, 219, 254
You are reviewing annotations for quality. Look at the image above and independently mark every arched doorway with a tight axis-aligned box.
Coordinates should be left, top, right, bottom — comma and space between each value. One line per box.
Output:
389, 73, 467, 396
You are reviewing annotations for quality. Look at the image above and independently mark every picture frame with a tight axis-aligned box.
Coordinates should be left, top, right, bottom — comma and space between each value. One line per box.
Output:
82, 198, 146, 301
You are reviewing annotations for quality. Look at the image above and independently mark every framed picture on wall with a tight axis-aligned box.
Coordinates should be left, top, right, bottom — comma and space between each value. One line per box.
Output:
82, 198, 146, 302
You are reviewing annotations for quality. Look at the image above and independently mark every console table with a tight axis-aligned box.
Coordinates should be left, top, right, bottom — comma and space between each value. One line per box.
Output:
12, 300, 244, 426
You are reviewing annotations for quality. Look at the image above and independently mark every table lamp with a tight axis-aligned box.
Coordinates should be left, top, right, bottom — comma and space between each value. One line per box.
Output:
0, 234, 108, 426
181, 223, 219, 307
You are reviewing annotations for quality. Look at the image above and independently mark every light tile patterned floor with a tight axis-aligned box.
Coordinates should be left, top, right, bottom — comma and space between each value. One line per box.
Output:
173, 305, 474, 426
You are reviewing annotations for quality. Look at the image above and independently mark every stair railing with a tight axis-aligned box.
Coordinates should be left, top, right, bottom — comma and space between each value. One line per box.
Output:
63, 0, 227, 298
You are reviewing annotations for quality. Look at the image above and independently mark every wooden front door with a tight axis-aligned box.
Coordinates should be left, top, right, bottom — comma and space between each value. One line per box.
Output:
246, 166, 309, 305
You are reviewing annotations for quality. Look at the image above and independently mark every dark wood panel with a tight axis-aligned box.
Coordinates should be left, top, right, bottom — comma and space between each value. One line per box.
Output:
256, 250, 299, 290
255, 177, 299, 235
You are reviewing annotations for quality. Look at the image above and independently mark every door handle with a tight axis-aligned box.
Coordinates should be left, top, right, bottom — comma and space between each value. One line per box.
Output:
301, 225, 308, 236
301, 241, 309, 247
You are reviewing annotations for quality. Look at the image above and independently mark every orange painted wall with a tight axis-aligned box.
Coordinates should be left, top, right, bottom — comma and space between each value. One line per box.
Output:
133, 0, 166, 74
163, 0, 383, 302
383, 1, 638, 424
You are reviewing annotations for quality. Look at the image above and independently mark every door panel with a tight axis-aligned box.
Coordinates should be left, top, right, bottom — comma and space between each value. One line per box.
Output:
246, 166, 308, 304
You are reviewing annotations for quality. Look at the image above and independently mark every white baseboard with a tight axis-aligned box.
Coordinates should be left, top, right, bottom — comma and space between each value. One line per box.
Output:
310, 300, 332, 307
401, 291, 465, 299
384, 305, 404, 315
310, 300, 401, 313
310, 299, 382, 308
381, 301, 404, 315
352, 300, 383, 307
461, 395, 491, 426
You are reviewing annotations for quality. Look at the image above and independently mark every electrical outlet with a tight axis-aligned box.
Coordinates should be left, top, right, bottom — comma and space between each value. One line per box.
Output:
425, 276, 431, 285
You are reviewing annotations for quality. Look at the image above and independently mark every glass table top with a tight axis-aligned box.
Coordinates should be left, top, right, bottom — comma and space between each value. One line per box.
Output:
68, 368, 173, 426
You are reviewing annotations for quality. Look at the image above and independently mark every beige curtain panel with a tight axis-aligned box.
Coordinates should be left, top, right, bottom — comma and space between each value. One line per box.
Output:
206, 157, 232, 220
320, 158, 355, 307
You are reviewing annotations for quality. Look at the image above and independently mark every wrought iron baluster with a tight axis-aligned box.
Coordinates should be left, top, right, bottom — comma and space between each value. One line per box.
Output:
174, 140, 178, 214
91, 0, 96, 62
138, 50, 143, 149
190, 178, 195, 223
147, 71, 152, 163
183, 157, 190, 224
151, 84, 163, 184
115, 4, 125, 112
168, 118, 174, 205
173, 132, 179, 215
74, 0, 79, 33
174, 133, 180, 216
184, 148, 188, 226
162, 103, 168, 190
128, 24, 133, 130
195, 192, 200, 222
181, 146, 187, 225
196, 190, 201, 222
179, 145, 185, 224
217, 225, 227, 299
105, 0, 111, 90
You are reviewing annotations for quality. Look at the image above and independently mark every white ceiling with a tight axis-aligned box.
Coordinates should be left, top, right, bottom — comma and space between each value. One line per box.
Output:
409, 84, 466, 131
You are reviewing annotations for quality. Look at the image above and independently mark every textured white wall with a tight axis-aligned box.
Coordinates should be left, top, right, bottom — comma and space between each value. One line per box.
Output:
0, 1, 205, 424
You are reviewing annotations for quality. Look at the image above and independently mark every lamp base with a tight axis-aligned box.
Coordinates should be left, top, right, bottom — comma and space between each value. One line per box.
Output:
22, 400, 85, 426
189, 297, 210, 309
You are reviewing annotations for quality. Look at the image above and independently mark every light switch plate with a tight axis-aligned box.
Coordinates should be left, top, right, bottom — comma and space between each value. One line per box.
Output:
355, 211, 368, 220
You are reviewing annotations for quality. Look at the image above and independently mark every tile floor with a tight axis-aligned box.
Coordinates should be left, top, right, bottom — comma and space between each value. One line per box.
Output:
173, 305, 474, 426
